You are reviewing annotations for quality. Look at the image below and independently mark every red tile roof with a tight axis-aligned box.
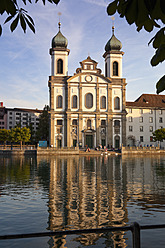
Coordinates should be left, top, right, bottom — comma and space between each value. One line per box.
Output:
126, 94, 165, 108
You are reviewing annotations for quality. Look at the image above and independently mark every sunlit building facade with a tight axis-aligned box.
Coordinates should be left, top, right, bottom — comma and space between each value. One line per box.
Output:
48, 23, 127, 149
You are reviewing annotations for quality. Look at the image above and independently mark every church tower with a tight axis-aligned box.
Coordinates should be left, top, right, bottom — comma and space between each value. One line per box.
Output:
103, 26, 127, 148
49, 22, 70, 147
50, 22, 70, 76
103, 26, 123, 78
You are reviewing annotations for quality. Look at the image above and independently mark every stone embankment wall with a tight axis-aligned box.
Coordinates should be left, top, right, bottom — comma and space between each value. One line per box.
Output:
122, 146, 165, 155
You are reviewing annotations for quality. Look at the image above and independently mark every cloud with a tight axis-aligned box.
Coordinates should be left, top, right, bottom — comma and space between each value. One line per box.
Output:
83, 0, 107, 7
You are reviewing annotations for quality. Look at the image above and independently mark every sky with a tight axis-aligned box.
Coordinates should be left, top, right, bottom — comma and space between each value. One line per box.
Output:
0, 0, 164, 110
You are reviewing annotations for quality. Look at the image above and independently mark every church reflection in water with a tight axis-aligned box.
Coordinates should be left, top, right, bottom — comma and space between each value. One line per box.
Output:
37, 156, 129, 247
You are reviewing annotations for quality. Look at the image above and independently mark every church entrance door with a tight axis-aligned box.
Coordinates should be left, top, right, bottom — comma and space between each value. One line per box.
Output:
57, 139, 62, 148
86, 135, 93, 148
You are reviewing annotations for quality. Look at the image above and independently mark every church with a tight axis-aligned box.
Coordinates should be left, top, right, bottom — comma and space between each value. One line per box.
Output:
48, 22, 127, 149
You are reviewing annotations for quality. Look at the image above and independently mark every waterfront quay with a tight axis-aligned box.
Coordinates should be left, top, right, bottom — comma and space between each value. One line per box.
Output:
0, 145, 165, 156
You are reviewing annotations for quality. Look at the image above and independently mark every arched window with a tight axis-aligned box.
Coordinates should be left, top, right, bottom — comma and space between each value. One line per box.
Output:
87, 119, 91, 129
85, 93, 93, 109
113, 61, 118, 76
57, 95, 63, 108
100, 96, 106, 109
114, 97, 120, 110
72, 95, 77, 108
57, 59, 63, 74
105, 62, 107, 77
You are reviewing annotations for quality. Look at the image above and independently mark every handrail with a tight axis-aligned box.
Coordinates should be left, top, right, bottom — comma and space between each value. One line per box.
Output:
1, 222, 165, 248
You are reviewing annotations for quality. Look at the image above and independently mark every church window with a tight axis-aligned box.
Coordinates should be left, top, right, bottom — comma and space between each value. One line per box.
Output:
85, 93, 93, 109
57, 59, 63, 74
114, 120, 120, 127
72, 95, 77, 108
100, 96, 106, 109
57, 95, 63, 108
113, 61, 118, 76
101, 120, 106, 127
72, 119, 77, 126
114, 97, 120, 110
105, 62, 107, 77
87, 119, 91, 129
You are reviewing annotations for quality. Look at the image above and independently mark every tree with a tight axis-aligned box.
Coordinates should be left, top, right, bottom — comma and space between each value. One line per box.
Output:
107, 0, 165, 94
36, 105, 49, 143
0, 129, 10, 149
0, 0, 60, 36
9, 127, 31, 149
152, 128, 165, 147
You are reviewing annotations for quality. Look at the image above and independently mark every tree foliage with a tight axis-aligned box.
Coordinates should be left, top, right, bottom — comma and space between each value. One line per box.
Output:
152, 128, 165, 142
0, 129, 10, 148
36, 105, 49, 142
9, 127, 31, 149
107, 0, 165, 94
0, 0, 60, 36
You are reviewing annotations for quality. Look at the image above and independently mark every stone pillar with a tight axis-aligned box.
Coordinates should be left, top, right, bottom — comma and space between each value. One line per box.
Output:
49, 83, 55, 147
67, 115, 71, 147
122, 83, 126, 111
68, 84, 71, 110
122, 115, 126, 147
50, 114, 55, 147
78, 114, 83, 146
96, 115, 100, 146
79, 83, 82, 111
108, 85, 112, 112
107, 115, 113, 147
96, 83, 99, 111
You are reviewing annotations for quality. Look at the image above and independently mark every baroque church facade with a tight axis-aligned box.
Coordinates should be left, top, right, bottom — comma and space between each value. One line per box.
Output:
48, 22, 127, 148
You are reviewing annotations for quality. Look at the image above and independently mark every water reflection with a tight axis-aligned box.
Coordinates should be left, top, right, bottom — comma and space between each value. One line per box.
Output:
0, 155, 165, 247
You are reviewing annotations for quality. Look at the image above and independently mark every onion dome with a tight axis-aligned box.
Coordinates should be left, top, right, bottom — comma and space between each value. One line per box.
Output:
52, 22, 68, 48
105, 26, 122, 52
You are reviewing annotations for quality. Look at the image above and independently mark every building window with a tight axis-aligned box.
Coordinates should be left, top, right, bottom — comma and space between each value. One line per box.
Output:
129, 126, 133, 132
159, 109, 163, 115
140, 109, 143, 114
57, 59, 63, 74
114, 120, 120, 127
140, 136, 143, 142
87, 119, 91, 129
72, 95, 77, 108
113, 61, 118, 76
57, 95, 63, 108
139, 117, 143, 123
159, 117, 163, 123
149, 117, 153, 123
9, 112, 12, 115
128, 108, 132, 113
140, 126, 143, 132
150, 136, 153, 142
72, 119, 77, 126
160, 126, 163, 129
57, 120, 63, 125
149, 109, 153, 114
101, 120, 106, 126
85, 93, 93, 109
100, 96, 106, 109
114, 97, 120, 110
129, 116, 133, 122
105, 62, 107, 77
149, 126, 153, 132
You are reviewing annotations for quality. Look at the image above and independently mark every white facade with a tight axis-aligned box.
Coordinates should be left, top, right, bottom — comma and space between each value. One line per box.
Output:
126, 94, 165, 148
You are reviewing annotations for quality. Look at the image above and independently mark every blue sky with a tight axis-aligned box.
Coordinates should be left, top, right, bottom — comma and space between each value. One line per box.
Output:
0, 0, 164, 109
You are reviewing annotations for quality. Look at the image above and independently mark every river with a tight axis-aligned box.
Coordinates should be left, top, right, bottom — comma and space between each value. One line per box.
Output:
0, 155, 165, 247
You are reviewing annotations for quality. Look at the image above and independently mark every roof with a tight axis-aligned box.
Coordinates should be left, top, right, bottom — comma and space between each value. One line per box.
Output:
126, 94, 165, 108
6, 108, 42, 113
